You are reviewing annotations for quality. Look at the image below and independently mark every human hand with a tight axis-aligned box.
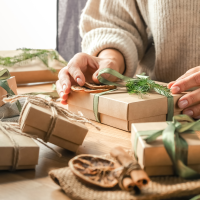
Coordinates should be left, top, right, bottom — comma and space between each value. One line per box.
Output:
56, 50, 125, 104
168, 66, 200, 119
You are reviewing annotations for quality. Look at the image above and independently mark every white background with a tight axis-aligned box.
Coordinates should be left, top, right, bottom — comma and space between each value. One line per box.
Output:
0, 0, 57, 50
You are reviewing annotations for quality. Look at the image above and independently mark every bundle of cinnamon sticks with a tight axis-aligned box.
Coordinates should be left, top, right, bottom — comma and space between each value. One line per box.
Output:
110, 146, 150, 192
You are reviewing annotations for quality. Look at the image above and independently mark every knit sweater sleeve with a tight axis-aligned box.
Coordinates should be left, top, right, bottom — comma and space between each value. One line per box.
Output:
79, 0, 148, 77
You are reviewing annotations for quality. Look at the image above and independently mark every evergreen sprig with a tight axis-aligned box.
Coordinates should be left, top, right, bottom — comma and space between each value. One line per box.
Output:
126, 77, 171, 97
0, 48, 68, 73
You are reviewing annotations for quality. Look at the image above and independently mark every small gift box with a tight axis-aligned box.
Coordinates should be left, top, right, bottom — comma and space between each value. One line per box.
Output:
131, 116, 200, 177
0, 50, 66, 84
19, 97, 89, 152
68, 88, 183, 131
0, 69, 17, 107
0, 122, 39, 170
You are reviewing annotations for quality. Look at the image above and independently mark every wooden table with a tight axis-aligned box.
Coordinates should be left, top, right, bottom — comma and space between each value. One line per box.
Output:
0, 84, 132, 200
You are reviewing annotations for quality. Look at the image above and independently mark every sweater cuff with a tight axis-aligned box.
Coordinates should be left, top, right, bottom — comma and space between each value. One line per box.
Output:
81, 28, 138, 77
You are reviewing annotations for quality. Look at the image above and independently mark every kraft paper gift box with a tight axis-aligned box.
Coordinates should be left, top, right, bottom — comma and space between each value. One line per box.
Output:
0, 76, 17, 107
67, 87, 184, 131
20, 102, 88, 152
131, 122, 200, 176
0, 130, 39, 170
0, 50, 65, 84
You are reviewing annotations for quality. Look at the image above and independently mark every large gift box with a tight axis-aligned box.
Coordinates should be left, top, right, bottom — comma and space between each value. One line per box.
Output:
67, 87, 184, 131
131, 121, 200, 176
0, 127, 39, 170
20, 101, 88, 152
0, 50, 66, 84
0, 69, 17, 107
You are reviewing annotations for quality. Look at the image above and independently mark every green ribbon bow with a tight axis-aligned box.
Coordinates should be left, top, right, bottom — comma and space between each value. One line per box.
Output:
0, 69, 21, 112
134, 114, 200, 179
93, 68, 173, 123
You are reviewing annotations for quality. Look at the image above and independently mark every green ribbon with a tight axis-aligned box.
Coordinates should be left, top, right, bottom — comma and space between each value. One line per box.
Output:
134, 114, 200, 179
93, 68, 173, 123
190, 195, 200, 200
0, 69, 21, 112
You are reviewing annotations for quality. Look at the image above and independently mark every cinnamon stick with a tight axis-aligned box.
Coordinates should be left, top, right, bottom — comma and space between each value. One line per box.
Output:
114, 162, 136, 191
110, 146, 150, 190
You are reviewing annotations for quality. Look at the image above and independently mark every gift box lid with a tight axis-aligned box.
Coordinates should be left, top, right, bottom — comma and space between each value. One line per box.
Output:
20, 102, 88, 145
0, 130, 39, 167
131, 122, 200, 168
68, 87, 184, 121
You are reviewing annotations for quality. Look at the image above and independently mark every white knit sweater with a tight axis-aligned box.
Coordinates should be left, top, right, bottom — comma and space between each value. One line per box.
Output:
79, 0, 200, 82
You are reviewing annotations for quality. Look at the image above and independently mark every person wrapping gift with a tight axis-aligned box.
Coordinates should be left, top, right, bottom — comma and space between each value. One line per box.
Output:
56, 0, 200, 119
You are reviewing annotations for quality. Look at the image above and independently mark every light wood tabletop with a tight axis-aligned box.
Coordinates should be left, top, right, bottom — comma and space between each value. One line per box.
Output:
0, 84, 132, 200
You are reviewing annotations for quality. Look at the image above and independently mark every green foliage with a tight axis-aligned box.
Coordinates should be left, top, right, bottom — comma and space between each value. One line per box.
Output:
0, 48, 68, 73
126, 77, 171, 98
52, 83, 56, 91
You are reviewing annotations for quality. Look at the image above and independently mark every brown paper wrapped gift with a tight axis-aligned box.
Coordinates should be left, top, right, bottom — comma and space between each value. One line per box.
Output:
131, 122, 200, 176
0, 76, 17, 107
0, 50, 65, 84
67, 87, 184, 131
20, 101, 88, 152
0, 123, 39, 170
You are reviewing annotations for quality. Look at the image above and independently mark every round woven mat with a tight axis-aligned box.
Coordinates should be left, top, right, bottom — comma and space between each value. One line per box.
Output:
49, 154, 200, 200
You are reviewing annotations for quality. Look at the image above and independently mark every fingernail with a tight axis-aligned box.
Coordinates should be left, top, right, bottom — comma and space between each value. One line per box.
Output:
60, 91, 64, 98
194, 115, 200, 119
77, 78, 84, 86
183, 110, 193, 116
63, 84, 66, 92
178, 100, 188, 108
171, 86, 180, 93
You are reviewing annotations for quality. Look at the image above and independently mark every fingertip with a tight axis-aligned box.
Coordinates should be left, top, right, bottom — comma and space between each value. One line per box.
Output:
63, 93, 68, 100
77, 77, 85, 86
92, 71, 100, 84
61, 100, 68, 105
61, 95, 68, 105
168, 81, 175, 89
170, 86, 181, 94
63, 83, 71, 94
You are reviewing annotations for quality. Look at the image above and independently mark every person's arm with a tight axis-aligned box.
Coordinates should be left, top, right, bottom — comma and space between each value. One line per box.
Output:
80, 0, 148, 77
57, 0, 147, 104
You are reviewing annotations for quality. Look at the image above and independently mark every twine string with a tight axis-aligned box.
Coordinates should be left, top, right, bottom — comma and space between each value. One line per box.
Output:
44, 103, 58, 142
0, 121, 62, 171
3, 95, 100, 130
0, 121, 20, 170
113, 161, 141, 191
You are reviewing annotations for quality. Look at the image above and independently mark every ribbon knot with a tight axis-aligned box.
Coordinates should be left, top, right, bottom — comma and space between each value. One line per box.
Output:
134, 115, 200, 179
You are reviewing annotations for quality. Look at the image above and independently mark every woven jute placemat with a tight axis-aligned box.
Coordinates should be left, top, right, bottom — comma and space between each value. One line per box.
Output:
49, 154, 200, 200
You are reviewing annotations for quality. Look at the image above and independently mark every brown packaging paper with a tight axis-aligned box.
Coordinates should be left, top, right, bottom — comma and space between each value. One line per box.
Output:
0, 76, 17, 107
20, 102, 88, 152
0, 50, 65, 84
67, 87, 184, 131
0, 130, 39, 170
131, 122, 200, 176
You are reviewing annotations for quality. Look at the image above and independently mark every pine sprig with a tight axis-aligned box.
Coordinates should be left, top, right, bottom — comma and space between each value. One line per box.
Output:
126, 77, 171, 98
0, 48, 68, 73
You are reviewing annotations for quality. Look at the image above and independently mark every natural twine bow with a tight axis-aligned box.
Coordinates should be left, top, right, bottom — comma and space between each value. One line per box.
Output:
3, 95, 100, 142
0, 121, 62, 171
134, 115, 200, 179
